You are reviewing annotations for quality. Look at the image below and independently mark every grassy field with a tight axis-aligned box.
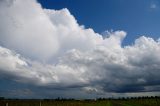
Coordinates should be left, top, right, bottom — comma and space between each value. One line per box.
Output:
0, 98, 160, 106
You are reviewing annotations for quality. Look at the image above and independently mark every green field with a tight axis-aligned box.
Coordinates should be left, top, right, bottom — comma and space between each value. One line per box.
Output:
0, 98, 160, 106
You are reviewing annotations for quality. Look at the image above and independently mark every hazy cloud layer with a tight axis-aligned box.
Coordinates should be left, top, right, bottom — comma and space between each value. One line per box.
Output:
0, 0, 160, 98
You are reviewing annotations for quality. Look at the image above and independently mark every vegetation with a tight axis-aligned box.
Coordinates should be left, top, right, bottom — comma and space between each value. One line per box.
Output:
0, 96, 160, 106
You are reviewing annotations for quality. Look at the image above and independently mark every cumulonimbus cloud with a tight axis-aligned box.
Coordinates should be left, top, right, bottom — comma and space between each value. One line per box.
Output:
0, 0, 160, 95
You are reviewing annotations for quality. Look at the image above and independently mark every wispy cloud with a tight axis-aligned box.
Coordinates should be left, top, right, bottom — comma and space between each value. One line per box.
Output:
150, 3, 157, 9
150, 1, 159, 10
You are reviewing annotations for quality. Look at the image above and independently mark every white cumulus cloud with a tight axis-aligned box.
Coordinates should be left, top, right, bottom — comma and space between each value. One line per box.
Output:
0, 0, 160, 97
0, 0, 59, 61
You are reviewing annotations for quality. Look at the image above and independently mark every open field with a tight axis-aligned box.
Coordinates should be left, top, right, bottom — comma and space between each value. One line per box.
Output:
0, 98, 160, 106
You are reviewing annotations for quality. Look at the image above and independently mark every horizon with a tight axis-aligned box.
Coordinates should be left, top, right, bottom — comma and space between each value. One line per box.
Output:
1, 95, 160, 100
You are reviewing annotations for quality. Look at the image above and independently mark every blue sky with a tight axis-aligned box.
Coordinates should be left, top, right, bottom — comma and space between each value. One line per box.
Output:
0, 0, 160, 99
38, 0, 160, 45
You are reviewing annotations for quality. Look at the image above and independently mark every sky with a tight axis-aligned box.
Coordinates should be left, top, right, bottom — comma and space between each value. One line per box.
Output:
38, 0, 160, 45
0, 0, 160, 99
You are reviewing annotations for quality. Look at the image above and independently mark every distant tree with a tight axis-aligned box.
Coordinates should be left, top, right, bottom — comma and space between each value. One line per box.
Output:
0, 97, 4, 100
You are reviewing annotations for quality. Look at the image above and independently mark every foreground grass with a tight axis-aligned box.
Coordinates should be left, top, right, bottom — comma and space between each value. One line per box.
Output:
111, 98, 160, 106
0, 100, 110, 106
0, 98, 159, 106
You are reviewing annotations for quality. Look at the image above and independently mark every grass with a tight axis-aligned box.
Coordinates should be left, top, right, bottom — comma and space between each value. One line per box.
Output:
110, 98, 160, 106
0, 98, 160, 106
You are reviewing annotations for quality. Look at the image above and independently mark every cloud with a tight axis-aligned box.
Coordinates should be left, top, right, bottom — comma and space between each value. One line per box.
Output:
8, 88, 34, 98
44, 8, 104, 61
0, 0, 59, 61
0, 0, 160, 98
0, 0, 104, 62
61, 36, 160, 93
150, 1, 159, 10
150, 3, 157, 9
